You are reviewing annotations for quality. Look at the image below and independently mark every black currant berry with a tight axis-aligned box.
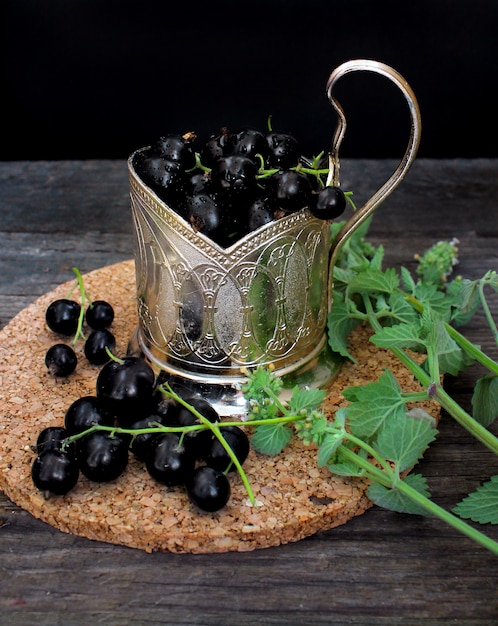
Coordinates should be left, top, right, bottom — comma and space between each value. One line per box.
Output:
200, 128, 231, 168
210, 155, 259, 204
310, 186, 347, 220
84, 328, 116, 365
64, 395, 114, 435
185, 193, 223, 238
96, 357, 156, 422
45, 343, 77, 377
186, 465, 231, 512
152, 133, 196, 169
203, 425, 250, 473
230, 128, 269, 163
135, 155, 187, 203
85, 300, 114, 330
76, 431, 129, 483
176, 397, 220, 457
270, 170, 312, 214
31, 450, 79, 496
35, 426, 76, 458
145, 432, 195, 486
247, 195, 275, 231
45, 299, 81, 336
266, 131, 301, 168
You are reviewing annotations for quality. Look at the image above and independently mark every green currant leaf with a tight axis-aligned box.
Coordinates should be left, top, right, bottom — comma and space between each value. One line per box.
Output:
447, 277, 480, 326
374, 412, 438, 472
370, 323, 426, 352
385, 291, 421, 326
452, 475, 498, 524
289, 387, 326, 413
251, 423, 292, 455
347, 267, 399, 297
414, 282, 453, 321
424, 315, 474, 376
400, 266, 416, 293
343, 370, 407, 440
367, 473, 432, 516
472, 375, 498, 427
317, 432, 344, 467
327, 292, 361, 361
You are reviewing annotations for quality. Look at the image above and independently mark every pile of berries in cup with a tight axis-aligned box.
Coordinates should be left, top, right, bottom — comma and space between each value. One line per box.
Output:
132, 125, 348, 248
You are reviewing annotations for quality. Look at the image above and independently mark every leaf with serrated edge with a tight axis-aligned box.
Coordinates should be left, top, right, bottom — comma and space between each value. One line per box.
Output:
327, 294, 360, 361
289, 387, 326, 413
251, 423, 291, 456
452, 475, 498, 524
370, 323, 426, 352
317, 432, 344, 467
472, 375, 498, 428
374, 412, 438, 472
347, 267, 399, 297
343, 370, 406, 440
367, 473, 432, 516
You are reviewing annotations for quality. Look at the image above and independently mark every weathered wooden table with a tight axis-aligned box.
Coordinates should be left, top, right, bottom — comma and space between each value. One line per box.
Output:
1, 159, 497, 624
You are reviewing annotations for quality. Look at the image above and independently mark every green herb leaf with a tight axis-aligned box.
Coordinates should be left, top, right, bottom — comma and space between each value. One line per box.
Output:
452, 475, 498, 524
327, 292, 361, 361
347, 267, 399, 297
374, 412, 438, 472
317, 432, 344, 467
472, 375, 498, 427
289, 386, 326, 413
343, 370, 407, 440
370, 322, 426, 352
251, 423, 292, 455
367, 473, 432, 516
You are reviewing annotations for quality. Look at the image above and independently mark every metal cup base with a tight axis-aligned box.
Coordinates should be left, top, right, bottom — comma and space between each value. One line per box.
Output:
127, 326, 342, 417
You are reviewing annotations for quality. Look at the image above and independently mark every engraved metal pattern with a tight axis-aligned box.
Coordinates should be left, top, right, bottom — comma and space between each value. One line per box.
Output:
129, 168, 330, 379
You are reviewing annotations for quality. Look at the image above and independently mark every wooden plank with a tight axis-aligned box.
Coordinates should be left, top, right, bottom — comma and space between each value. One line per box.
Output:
1, 159, 497, 624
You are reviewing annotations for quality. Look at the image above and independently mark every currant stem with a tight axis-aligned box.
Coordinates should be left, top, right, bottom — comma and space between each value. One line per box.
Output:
338, 445, 498, 556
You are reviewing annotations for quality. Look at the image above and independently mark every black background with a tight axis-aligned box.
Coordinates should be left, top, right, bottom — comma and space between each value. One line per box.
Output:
2, 0, 498, 160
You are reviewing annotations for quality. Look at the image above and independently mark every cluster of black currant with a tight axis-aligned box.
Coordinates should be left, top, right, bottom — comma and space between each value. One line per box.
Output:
34, 274, 251, 512
32, 360, 250, 512
133, 125, 347, 247
44, 269, 116, 377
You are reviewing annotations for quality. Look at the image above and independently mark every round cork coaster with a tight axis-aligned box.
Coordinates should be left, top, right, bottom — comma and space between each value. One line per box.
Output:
0, 260, 437, 554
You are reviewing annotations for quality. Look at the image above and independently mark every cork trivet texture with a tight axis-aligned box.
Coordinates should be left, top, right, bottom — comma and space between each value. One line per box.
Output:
0, 260, 439, 554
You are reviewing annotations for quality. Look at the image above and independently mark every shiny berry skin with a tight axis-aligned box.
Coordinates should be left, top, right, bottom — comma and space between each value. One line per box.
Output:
186, 465, 231, 512
230, 128, 269, 163
210, 155, 259, 203
200, 128, 230, 168
96, 357, 156, 422
247, 195, 275, 231
310, 186, 347, 220
36, 426, 76, 458
128, 416, 161, 461
31, 450, 79, 495
45, 343, 77, 377
266, 131, 301, 168
64, 395, 114, 435
176, 397, 220, 457
270, 170, 312, 214
85, 300, 114, 330
203, 425, 250, 473
185, 194, 222, 238
84, 328, 116, 365
45, 299, 81, 336
76, 431, 129, 482
134, 155, 186, 203
152, 134, 196, 169
145, 432, 195, 486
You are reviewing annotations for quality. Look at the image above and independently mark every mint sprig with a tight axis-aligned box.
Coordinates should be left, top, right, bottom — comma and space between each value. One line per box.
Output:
242, 220, 498, 556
